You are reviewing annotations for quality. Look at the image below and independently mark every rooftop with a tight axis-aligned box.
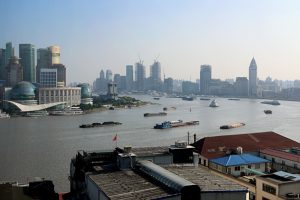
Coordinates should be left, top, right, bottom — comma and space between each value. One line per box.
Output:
210, 154, 270, 167
131, 146, 170, 157
164, 165, 247, 192
88, 169, 177, 200
260, 148, 300, 163
192, 131, 300, 159
258, 171, 300, 184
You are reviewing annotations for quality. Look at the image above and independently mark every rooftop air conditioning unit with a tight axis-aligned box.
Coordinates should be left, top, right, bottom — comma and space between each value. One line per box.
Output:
175, 141, 187, 148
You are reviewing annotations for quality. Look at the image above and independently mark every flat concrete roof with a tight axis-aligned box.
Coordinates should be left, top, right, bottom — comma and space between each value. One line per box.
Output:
88, 170, 177, 200
165, 165, 247, 192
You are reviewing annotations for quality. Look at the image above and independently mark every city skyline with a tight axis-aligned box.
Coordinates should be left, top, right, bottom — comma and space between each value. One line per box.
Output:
1, 0, 300, 83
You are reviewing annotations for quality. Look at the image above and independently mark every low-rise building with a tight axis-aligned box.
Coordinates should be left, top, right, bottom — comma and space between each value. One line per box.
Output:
70, 144, 248, 200
209, 153, 270, 177
38, 87, 81, 106
256, 171, 300, 200
192, 131, 300, 167
260, 148, 300, 173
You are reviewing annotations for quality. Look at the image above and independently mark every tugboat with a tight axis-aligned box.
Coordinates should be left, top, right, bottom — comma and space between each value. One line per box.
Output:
264, 110, 272, 114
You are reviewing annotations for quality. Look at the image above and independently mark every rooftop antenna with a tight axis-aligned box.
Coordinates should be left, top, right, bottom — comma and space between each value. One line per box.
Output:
138, 54, 143, 64
154, 53, 160, 62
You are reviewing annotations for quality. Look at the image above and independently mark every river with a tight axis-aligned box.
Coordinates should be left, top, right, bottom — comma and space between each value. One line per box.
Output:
1, 95, 300, 192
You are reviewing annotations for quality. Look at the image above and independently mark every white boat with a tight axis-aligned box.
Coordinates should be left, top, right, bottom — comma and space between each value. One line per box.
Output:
50, 106, 83, 116
0, 110, 10, 119
209, 99, 219, 107
261, 100, 280, 105
24, 110, 49, 117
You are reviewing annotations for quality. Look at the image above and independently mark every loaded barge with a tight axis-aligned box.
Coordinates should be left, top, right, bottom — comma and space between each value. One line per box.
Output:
79, 121, 122, 128
154, 120, 199, 129
144, 112, 167, 117
220, 122, 245, 129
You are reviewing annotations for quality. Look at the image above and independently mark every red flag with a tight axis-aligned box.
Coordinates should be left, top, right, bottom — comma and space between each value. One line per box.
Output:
113, 134, 117, 141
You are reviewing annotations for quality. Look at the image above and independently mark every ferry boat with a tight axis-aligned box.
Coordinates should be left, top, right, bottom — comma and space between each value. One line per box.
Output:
261, 100, 280, 105
163, 107, 176, 111
220, 122, 245, 129
50, 107, 83, 116
153, 97, 160, 100
209, 99, 219, 107
228, 98, 240, 101
0, 110, 10, 119
154, 120, 199, 129
79, 121, 122, 128
144, 112, 167, 117
24, 110, 49, 117
264, 110, 272, 114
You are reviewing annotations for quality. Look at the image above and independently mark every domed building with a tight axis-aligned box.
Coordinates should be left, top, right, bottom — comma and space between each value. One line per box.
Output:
77, 83, 93, 105
10, 81, 37, 105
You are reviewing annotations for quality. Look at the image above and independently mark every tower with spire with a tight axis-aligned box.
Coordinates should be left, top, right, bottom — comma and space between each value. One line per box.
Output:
248, 57, 257, 97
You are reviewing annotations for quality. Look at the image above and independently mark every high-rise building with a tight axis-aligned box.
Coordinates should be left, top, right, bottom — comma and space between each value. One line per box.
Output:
48, 46, 60, 65
235, 77, 248, 97
135, 62, 145, 91
5, 56, 23, 87
19, 44, 36, 83
150, 61, 162, 91
51, 64, 66, 87
163, 77, 173, 94
36, 46, 62, 85
249, 57, 257, 97
106, 69, 113, 82
200, 65, 212, 95
0, 49, 5, 80
40, 68, 57, 88
5, 42, 14, 66
100, 70, 105, 80
126, 65, 133, 91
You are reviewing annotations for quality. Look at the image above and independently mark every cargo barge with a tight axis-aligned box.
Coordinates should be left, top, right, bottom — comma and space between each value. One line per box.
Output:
154, 120, 199, 129
79, 121, 122, 128
144, 112, 167, 117
220, 122, 245, 129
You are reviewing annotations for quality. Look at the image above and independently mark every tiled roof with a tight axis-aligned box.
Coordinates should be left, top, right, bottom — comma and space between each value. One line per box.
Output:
192, 131, 300, 159
210, 154, 270, 167
260, 148, 300, 163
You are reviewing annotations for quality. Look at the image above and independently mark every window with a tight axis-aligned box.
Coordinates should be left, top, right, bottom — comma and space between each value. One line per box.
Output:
294, 163, 297, 169
235, 166, 240, 171
255, 163, 260, 169
272, 158, 275, 163
282, 160, 285, 165
262, 183, 276, 195
248, 165, 252, 169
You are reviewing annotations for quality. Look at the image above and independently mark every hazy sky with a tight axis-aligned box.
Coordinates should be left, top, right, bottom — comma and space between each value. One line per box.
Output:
1, 0, 300, 84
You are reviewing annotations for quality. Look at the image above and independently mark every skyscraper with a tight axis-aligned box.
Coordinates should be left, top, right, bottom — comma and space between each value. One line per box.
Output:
5, 56, 23, 87
36, 46, 61, 84
135, 62, 145, 91
0, 49, 5, 80
150, 61, 162, 91
48, 46, 60, 65
126, 65, 133, 91
248, 57, 257, 97
106, 69, 113, 82
19, 44, 35, 83
100, 70, 105, 80
5, 42, 14, 66
200, 65, 212, 95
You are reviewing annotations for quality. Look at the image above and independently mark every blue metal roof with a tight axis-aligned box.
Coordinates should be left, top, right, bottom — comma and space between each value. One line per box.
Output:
209, 154, 270, 167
